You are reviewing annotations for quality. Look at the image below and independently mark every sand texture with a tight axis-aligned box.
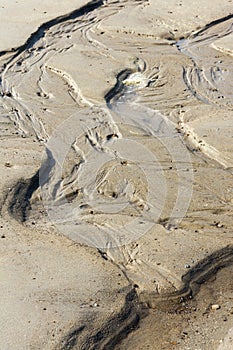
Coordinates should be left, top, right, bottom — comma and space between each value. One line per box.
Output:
0, 1, 233, 349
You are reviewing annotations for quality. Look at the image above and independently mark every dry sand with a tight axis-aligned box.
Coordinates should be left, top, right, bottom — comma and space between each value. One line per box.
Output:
0, 1, 233, 349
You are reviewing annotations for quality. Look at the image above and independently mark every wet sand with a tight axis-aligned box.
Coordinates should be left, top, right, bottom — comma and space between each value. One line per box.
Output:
0, 1, 233, 349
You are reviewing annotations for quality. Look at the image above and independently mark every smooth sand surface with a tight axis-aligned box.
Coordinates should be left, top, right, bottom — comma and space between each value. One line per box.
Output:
0, 1, 233, 349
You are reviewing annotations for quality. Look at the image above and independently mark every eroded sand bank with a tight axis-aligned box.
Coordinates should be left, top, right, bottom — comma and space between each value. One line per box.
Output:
0, 1, 233, 349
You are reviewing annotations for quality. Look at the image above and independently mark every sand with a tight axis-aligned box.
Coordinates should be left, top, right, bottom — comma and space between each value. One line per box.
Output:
0, 0, 233, 349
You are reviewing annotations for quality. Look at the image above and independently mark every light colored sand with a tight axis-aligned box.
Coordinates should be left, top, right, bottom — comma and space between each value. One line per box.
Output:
212, 33, 233, 56
0, 1, 233, 349
0, 0, 89, 51
218, 327, 233, 350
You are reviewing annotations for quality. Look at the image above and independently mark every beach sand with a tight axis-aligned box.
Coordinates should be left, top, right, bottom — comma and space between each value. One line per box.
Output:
0, 1, 233, 349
